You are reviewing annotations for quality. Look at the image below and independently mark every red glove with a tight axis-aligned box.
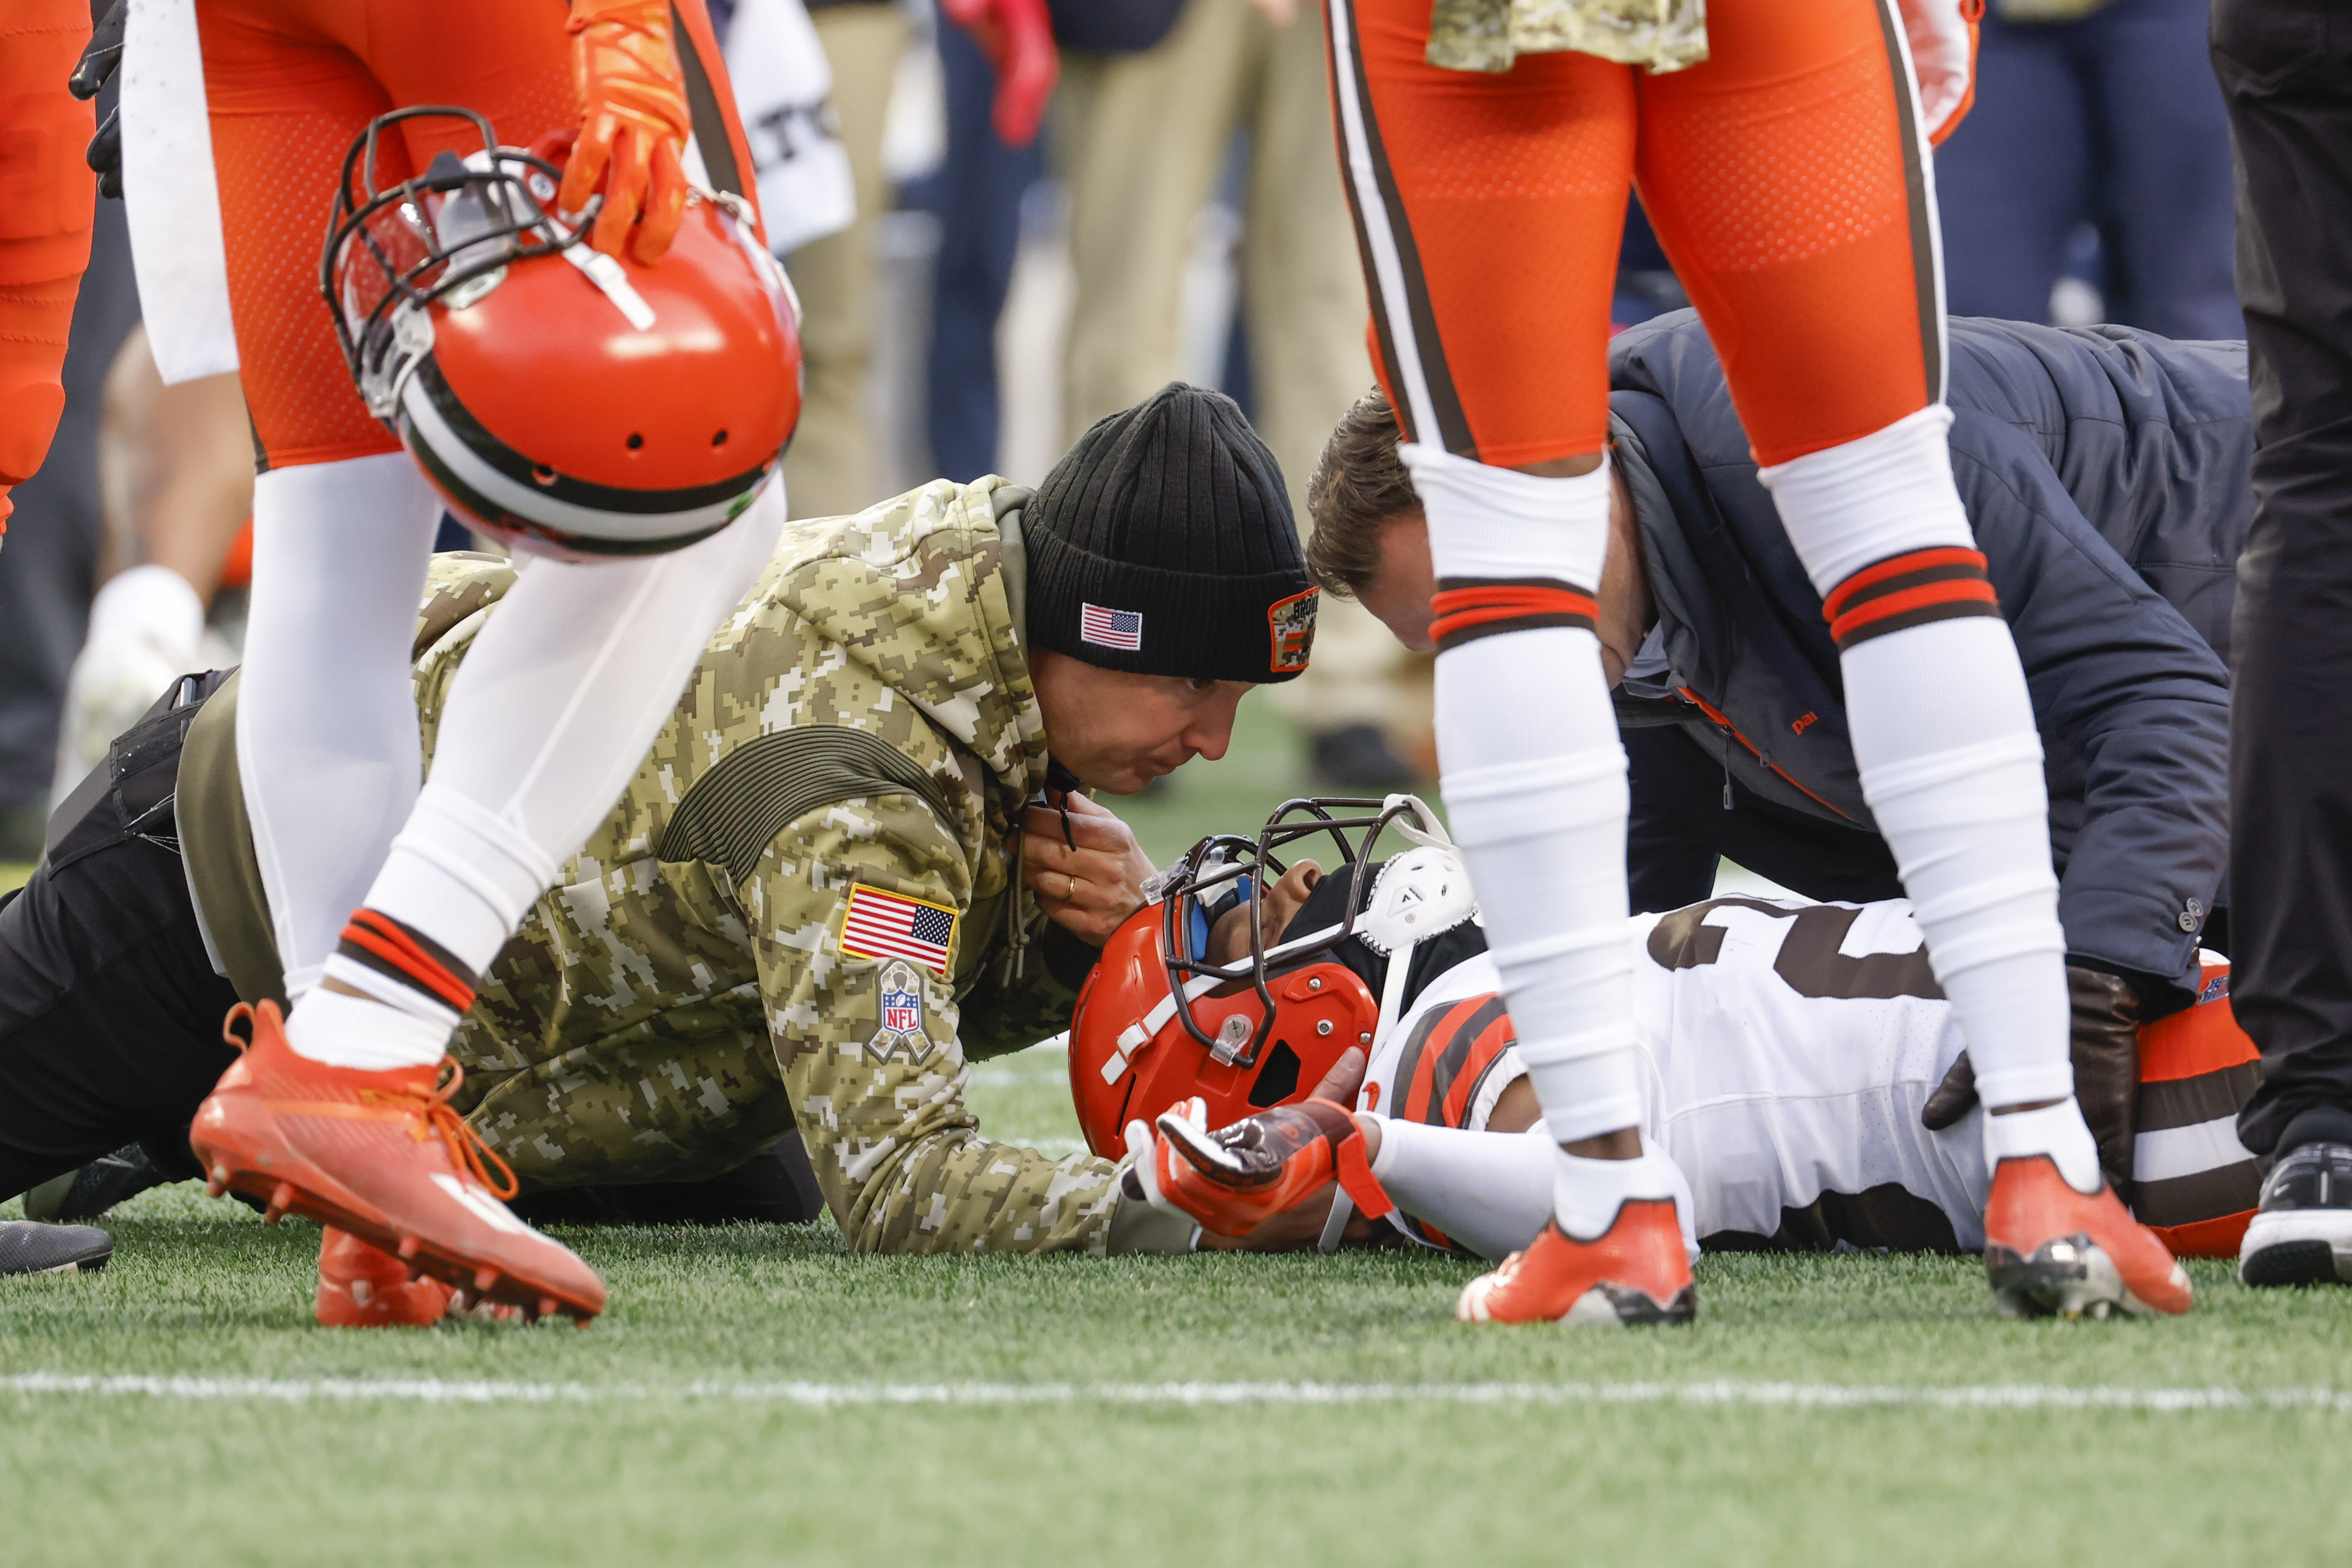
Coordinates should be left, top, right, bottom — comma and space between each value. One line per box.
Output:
558, 0, 694, 264
940, 0, 1059, 150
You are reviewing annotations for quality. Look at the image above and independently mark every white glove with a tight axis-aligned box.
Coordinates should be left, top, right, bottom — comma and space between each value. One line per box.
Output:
1119, 1095, 1206, 1219
51, 565, 208, 798
1896, 0, 1979, 146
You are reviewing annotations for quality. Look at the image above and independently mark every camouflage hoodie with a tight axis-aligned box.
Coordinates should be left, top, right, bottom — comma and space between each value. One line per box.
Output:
384, 476, 1183, 1255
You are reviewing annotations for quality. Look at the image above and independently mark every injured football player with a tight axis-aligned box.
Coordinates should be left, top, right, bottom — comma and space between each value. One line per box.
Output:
1081, 798, 2259, 1300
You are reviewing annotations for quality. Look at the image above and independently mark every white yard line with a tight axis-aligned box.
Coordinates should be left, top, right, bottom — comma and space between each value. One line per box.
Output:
4, 1373, 2348, 1414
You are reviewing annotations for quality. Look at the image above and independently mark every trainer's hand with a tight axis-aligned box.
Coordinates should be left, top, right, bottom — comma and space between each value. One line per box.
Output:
560, 0, 693, 264
1921, 962, 2145, 1193
1022, 792, 1153, 946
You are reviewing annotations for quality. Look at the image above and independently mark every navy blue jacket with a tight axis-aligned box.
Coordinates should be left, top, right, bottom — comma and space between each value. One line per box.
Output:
1608, 313, 2245, 999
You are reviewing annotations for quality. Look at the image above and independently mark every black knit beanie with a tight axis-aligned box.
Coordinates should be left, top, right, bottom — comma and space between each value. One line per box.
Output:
1023, 383, 1317, 683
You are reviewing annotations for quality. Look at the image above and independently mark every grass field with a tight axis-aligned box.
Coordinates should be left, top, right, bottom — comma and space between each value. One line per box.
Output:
6, 699, 2350, 1565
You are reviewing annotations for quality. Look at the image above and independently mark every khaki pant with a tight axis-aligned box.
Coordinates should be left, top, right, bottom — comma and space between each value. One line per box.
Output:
781, 3, 911, 521
1055, 0, 1422, 740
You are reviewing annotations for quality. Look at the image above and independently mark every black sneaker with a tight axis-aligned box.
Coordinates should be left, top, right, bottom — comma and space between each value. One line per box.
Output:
2238, 1140, 2352, 1288
0, 1220, 112, 1276
21, 1142, 173, 1222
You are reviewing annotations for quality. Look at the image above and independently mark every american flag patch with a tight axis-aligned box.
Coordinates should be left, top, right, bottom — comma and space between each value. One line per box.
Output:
840, 884, 959, 974
1080, 602, 1144, 651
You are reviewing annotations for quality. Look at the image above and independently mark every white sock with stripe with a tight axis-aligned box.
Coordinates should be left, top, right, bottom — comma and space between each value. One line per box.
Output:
1759, 408, 2080, 1168
1401, 445, 1645, 1163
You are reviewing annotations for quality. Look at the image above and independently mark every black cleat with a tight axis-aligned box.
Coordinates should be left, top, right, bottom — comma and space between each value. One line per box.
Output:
0, 1220, 113, 1276
2240, 1141, 2352, 1288
21, 1142, 174, 1222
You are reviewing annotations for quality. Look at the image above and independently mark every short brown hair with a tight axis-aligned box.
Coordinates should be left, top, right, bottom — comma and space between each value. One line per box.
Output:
1305, 387, 1418, 601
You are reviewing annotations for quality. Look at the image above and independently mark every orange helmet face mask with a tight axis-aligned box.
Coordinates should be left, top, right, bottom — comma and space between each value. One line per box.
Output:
1068, 797, 1442, 1159
323, 107, 802, 560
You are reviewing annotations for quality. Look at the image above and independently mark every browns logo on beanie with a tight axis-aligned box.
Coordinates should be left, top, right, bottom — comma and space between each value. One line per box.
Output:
1023, 383, 1317, 683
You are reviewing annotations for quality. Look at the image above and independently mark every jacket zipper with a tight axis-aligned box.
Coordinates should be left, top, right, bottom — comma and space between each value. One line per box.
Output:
1675, 685, 1857, 823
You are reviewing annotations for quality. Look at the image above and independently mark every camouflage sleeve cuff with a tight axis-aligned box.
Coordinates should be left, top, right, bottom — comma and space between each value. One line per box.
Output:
1107, 1185, 1200, 1255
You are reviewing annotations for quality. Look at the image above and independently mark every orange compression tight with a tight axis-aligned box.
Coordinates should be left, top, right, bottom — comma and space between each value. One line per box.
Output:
193, 0, 755, 471
0, 0, 97, 533
1324, 0, 1943, 469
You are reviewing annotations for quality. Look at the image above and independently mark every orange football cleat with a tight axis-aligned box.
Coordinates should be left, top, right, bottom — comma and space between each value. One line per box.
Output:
1456, 1199, 1695, 1326
1984, 1155, 2192, 1319
316, 1226, 455, 1329
191, 1001, 605, 1324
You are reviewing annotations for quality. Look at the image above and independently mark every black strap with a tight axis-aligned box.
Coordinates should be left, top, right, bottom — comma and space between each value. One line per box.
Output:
654, 726, 958, 880
672, 3, 744, 200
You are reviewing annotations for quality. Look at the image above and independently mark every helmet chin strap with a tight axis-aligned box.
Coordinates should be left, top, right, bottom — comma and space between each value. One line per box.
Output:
1322, 916, 1423, 1255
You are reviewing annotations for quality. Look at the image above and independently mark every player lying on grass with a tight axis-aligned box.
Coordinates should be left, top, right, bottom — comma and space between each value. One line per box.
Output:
1083, 799, 2257, 1317
1303, 315, 2249, 1315
0, 384, 1322, 1316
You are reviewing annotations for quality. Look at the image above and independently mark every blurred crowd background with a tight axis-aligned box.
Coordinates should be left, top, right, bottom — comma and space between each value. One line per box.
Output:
0, 0, 2245, 869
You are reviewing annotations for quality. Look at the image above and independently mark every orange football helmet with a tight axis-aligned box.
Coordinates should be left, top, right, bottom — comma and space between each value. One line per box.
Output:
1069, 797, 1444, 1159
323, 107, 800, 560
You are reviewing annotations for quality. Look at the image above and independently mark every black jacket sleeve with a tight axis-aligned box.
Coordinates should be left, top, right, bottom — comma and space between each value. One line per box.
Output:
1948, 408, 2231, 996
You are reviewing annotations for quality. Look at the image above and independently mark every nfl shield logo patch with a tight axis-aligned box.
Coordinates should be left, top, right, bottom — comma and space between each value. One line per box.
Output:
868, 960, 935, 1062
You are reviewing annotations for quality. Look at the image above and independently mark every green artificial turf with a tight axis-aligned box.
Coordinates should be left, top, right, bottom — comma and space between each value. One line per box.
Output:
7, 704, 2351, 1565
6, 1042, 2351, 1568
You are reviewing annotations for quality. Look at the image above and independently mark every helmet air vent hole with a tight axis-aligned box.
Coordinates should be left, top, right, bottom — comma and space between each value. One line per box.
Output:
711, 429, 729, 446
531, 465, 558, 486
1246, 1042, 1302, 1107
627, 432, 645, 450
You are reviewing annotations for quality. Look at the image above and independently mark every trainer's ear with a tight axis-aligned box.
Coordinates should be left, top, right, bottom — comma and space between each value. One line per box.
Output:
1921, 1050, 1977, 1132
1308, 1045, 1367, 1107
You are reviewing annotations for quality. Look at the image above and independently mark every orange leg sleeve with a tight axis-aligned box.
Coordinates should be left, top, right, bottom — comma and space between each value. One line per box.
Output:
1324, 0, 1633, 467
1634, 0, 1942, 466
0, 0, 97, 529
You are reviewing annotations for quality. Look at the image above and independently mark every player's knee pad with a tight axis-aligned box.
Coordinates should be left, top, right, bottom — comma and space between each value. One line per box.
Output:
1403, 445, 1614, 664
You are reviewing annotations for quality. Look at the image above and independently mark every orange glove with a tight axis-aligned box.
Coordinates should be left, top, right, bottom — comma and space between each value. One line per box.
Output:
940, 0, 1058, 150
558, 0, 694, 264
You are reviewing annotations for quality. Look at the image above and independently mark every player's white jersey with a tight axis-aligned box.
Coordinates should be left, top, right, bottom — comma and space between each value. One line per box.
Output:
1357, 896, 1991, 1251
